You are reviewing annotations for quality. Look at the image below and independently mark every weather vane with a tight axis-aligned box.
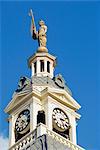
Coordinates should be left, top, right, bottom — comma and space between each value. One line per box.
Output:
29, 9, 48, 52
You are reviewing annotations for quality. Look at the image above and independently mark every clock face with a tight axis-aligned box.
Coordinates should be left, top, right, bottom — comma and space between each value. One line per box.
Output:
15, 109, 30, 134
52, 108, 69, 132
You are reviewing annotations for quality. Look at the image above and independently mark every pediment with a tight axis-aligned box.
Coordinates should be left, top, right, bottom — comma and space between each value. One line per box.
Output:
5, 85, 48, 114
4, 76, 33, 113
4, 86, 48, 114
4, 89, 32, 114
48, 88, 81, 110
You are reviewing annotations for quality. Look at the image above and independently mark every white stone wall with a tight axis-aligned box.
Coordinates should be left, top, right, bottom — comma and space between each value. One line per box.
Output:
42, 95, 77, 145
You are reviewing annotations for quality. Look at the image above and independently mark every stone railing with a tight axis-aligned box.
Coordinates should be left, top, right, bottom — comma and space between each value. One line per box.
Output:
9, 123, 85, 150
9, 129, 37, 150
46, 128, 84, 150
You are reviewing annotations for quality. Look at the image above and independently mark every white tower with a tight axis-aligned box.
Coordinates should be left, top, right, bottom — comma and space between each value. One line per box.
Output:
5, 13, 85, 150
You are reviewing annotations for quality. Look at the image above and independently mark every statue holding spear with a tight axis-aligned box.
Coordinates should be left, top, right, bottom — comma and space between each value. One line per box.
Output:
29, 9, 48, 52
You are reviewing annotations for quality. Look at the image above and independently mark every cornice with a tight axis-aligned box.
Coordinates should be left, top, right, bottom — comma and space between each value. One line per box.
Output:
5, 86, 81, 114
28, 52, 56, 68
48, 87, 81, 110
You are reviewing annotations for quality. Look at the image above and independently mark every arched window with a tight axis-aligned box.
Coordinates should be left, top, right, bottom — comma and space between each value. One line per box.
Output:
37, 110, 45, 125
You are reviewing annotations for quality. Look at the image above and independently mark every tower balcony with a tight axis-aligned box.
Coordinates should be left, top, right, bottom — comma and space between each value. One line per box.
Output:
9, 123, 85, 150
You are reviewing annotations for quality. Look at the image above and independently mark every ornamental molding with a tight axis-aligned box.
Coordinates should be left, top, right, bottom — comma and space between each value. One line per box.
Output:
47, 87, 81, 110
28, 52, 56, 68
4, 92, 33, 114
5, 86, 81, 114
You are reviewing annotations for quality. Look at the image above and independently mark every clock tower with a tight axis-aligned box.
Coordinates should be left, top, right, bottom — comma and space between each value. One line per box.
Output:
5, 10, 85, 150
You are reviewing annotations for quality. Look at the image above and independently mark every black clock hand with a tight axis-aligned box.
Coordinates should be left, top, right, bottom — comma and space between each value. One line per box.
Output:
60, 118, 64, 121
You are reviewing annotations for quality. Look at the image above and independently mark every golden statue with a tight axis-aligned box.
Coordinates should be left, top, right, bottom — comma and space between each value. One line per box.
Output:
29, 9, 48, 52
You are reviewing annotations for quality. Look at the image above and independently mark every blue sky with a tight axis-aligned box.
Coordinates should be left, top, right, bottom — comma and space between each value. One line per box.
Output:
0, 1, 100, 150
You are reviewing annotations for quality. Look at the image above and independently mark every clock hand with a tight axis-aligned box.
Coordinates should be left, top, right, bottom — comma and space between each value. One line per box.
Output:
60, 118, 64, 121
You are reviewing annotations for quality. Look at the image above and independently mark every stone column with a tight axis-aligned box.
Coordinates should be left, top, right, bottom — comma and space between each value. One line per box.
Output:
9, 115, 15, 147
44, 60, 47, 73
50, 62, 53, 78
70, 116, 77, 144
31, 63, 34, 77
46, 97, 53, 130
37, 60, 40, 76
30, 96, 42, 131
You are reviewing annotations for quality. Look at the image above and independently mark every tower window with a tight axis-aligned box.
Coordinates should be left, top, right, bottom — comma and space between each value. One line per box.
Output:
40, 60, 44, 72
34, 62, 37, 74
37, 110, 45, 125
47, 61, 50, 73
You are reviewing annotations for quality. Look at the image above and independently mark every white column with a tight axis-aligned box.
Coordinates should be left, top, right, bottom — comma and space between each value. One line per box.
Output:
30, 97, 42, 131
44, 60, 47, 73
30, 101, 34, 131
70, 116, 77, 144
31, 63, 34, 77
9, 115, 15, 147
37, 60, 40, 76
9, 117, 12, 147
30, 98, 37, 131
50, 62, 53, 78
46, 98, 52, 130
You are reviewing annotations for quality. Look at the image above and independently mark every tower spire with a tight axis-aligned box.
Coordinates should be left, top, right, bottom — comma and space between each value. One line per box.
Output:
28, 10, 56, 78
